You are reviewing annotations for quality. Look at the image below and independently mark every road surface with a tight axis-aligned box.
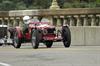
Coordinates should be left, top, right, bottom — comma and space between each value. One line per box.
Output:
0, 42, 100, 66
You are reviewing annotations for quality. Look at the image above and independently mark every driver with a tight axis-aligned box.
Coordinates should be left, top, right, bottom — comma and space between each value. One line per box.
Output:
22, 16, 31, 34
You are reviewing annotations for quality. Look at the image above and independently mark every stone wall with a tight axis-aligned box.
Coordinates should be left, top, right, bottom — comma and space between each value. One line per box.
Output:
70, 26, 100, 46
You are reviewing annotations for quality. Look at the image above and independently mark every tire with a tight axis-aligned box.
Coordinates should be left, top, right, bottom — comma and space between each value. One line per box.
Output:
45, 41, 53, 48
13, 31, 21, 48
62, 26, 71, 48
31, 29, 39, 49
0, 44, 3, 46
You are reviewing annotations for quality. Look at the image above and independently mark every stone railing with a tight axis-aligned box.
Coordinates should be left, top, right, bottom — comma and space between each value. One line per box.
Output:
0, 8, 100, 46
0, 8, 100, 27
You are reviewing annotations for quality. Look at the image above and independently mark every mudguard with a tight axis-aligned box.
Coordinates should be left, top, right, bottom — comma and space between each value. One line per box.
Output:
15, 26, 23, 39
8, 26, 23, 39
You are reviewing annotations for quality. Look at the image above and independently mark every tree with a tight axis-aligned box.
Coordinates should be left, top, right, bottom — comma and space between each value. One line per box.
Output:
58, 0, 65, 8
16, 1, 27, 10
0, 0, 15, 11
0, 0, 99, 11
96, 0, 100, 3
23, 0, 33, 8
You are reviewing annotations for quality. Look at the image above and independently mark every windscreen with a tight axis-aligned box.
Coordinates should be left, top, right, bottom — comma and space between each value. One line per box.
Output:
30, 18, 40, 23
41, 18, 50, 23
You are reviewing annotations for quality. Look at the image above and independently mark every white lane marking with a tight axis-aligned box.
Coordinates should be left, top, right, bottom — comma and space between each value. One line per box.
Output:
0, 62, 11, 66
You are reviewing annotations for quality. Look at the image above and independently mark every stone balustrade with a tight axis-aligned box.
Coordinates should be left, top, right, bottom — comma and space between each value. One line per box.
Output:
0, 8, 100, 27
0, 8, 100, 46
0, 14, 100, 27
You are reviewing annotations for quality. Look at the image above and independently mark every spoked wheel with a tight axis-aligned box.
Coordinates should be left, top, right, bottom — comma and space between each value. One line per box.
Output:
62, 26, 71, 48
13, 31, 21, 48
31, 29, 39, 49
45, 41, 53, 48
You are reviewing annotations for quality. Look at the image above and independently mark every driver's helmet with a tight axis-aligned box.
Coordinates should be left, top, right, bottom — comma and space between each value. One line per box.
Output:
23, 16, 30, 24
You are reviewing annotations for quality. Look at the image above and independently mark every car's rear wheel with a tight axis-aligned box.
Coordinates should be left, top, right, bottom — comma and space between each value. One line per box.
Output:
13, 31, 21, 48
45, 41, 53, 48
31, 29, 39, 49
62, 26, 71, 48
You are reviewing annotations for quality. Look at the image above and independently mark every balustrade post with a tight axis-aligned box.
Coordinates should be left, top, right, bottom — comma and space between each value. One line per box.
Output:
19, 17, 23, 27
16, 17, 19, 26
10, 17, 14, 27
4, 17, 9, 25
53, 16, 58, 26
99, 17, 100, 26
47, 16, 54, 25
97, 15, 100, 26
0, 18, 4, 25
63, 18, 68, 26
68, 16, 74, 26
83, 15, 88, 26
7, 18, 10, 27
91, 15, 96, 26
0, 18, 3, 25
16, 17, 22, 26
99, 21, 100, 26
57, 17, 61, 27
2, 18, 4, 25
10, 17, 15, 27
59, 16, 64, 26
75, 15, 82, 26
13, 17, 17, 27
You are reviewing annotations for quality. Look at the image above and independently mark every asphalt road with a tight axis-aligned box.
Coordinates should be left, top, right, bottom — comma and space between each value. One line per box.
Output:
0, 42, 100, 66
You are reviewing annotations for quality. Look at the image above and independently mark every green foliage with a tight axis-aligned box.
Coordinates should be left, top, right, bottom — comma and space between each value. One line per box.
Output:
63, 2, 88, 8
87, 2, 97, 8
0, 0, 52, 11
96, 3, 100, 8
0, 0, 99, 11
63, 2, 99, 8
63, 3, 73, 8
57, 0, 65, 8
96, 0, 100, 3
79, 3, 89, 8
96, 0, 100, 8
15, 1, 27, 10
0, 0, 15, 11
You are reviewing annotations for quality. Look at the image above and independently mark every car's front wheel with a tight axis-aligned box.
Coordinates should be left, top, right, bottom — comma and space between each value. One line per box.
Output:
31, 29, 39, 49
62, 26, 71, 48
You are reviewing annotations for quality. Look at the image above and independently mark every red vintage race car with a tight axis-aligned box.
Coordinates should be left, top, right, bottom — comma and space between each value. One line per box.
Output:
9, 17, 71, 49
